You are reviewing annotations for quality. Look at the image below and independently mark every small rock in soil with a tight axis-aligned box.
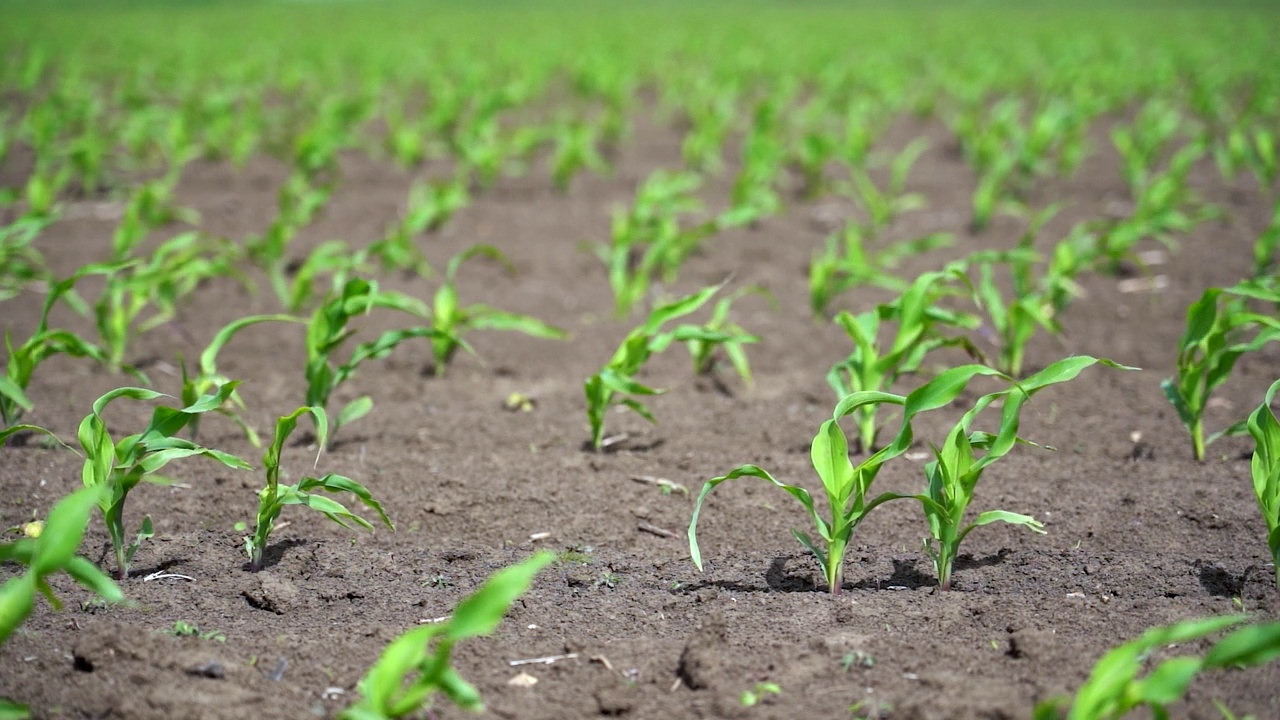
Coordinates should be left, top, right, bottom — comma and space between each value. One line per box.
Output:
242, 574, 300, 614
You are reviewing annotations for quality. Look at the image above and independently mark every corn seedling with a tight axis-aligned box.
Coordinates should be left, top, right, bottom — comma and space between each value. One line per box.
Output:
246, 406, 392, 571
0, 485, 125, 704
1162, 281, 1280, 462
907, 358, 1131, 590
94, 232, 242, 372
2, 264, 126, 429
809, 224, 952, 318
367, 177, 470, 277
684, 285, 771, 385
1033, 615, 1280, 720
549, 116, 608, 191
841, 138, 928, 234
585, 284, 743, 450
79, 385, 253, 579
1254, 198, 1279, 279
826, 269, 982, 452
1245, 377, 1280, 590
340, 551, 554, 718
304, 278, 451, 442
426, 245, 567, 377
180, 314, 304, 446
966, 216, 1067, 378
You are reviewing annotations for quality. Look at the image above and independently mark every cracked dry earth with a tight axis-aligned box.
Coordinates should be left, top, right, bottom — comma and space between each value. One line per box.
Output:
2, 114, 1279, 719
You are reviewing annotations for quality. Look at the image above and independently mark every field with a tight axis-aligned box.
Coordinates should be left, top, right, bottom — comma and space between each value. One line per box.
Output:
2, 3, 1280, 719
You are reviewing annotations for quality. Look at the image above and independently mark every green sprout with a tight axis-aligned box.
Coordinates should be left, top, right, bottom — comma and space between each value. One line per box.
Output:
684, 285, 770, 385
841, 138, 928, 234
245, 406, 392, 572
2, 264, 127, 429
340, 552, 554, 719
808, 224, 952, 318
826, 269, 981, 452
1162, 281, 1280, 462
303, 278, 452, 442
426, 245, 567, 377
367, 177, 471, 277
692, 357, 1129, 593
180, 314, 303, 447
78, 385, 253, 579
739, 682, 781, 708
908, 358, 1131, 590
0, 485, 125, 644
1245, 377, 1280, 591
1033, 615, 1280, 720
585, 284, 747, 450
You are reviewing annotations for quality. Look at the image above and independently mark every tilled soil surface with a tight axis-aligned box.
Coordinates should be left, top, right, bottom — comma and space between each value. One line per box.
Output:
2, 114, 1279, 719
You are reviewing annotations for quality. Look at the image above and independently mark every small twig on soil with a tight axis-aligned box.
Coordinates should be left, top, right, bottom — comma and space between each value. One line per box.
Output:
600, 433, 630, 449
630, 475, 688, 496
143, 571, 195, 582
638, 522, 678, 540
590, 655, 615, 672
266, 657, 288, 681
419, 615, 451, 624
508, 652, 579, 667
670, 677, 683, 692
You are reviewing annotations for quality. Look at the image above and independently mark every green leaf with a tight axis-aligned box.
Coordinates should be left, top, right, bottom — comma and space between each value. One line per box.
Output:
689, 465, 826, 571
337, 396, 374, 431
1203, 621, 1280, 669
812, 419, 854, 504
30, 485, 104, 577
445, 551, 554, 642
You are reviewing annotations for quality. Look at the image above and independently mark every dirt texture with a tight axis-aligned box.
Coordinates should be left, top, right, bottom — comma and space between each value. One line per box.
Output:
2, 113, 1279, 719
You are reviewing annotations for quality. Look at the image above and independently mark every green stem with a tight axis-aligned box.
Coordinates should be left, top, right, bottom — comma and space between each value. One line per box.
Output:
105, 503, 127, 580
1191, 418, 1205, 463
826, 538, 847, 595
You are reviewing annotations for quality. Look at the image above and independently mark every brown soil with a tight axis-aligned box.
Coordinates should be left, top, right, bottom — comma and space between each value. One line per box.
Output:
2, 113, 1279, 720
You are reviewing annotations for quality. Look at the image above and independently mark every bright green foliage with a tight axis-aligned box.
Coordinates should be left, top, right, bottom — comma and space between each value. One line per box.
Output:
304, 278, 450, 442
2, 265, 124, 429
180, 314, 304, 446
693, 357, 1128, 594
911, 357, 1132, 590
597, 171, 743, 316
246, 406, 392, 572
826, 269, 981, 452
78, 385, 253, 579
549, 116, 608, 191
340, 551, 554, 719
367, 177, 471, 277
585, 284, 745, 450
683, 285, 770, 385
809, 224, 952, 317
841, 138, 928, 233
1034, 615, 1280, 720
1162, 281, 1280, 462
966, 209, 1070, 378
427, 245, 567, 377
94, 232, 243, 372
0, 485, 124, 718
1254, 198, 1279, 279
0, 485, 124, 644
0, 213, 52, 303
1246, 378, 1280, 591
246, 174, 335, 309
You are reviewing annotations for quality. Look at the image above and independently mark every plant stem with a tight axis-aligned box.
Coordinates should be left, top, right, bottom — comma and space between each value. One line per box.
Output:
1192, 418, 1205, 462
826, 538, 847, 595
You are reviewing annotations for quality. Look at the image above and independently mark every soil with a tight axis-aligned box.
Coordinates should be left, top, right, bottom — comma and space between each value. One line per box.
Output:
2, 111, 1279, 720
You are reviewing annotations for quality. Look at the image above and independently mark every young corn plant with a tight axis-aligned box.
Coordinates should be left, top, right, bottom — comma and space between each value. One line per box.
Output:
425, 245, 567, 377
909, 357, 1131, 590
689, 387, 930, 595
1162, 282, 1280, 462
808, 224, 951, 318
0, 485, 124, 717
967, 235, 1065, 379
246, 406, 392, 572
840, 138, 928, 235
304, 278, 451, 443
1246, 377, 1280, 591
548, 116, 608, 192
1033, 615, 1280, 720
684, 285, 771, 385
79, 385, 252, 579
0, 486, 124, 661
180, 314, 303, 446
2, 264, 127, 429
366, 177, 470, 277
340, 551, 554, 719
826, 269, 982, 452
585, 284, 746, 450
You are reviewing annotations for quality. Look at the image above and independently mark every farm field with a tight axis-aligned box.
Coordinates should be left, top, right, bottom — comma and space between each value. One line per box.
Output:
2, 3, 1280, 719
